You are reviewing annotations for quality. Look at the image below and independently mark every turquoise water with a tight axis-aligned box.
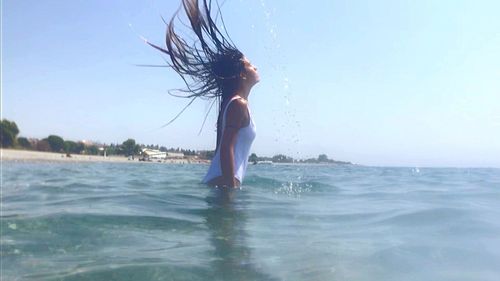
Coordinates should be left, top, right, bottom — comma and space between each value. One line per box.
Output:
2, 161, 500, 281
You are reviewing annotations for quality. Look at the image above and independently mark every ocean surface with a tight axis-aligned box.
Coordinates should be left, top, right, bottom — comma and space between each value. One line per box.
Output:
2, 161, 500, 281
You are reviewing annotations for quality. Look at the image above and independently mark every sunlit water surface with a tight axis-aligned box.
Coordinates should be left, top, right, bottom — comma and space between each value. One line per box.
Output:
2, 161, 500, 281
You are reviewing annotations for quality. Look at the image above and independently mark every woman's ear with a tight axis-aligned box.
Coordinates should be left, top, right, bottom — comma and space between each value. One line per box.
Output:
240, 72, 247, 80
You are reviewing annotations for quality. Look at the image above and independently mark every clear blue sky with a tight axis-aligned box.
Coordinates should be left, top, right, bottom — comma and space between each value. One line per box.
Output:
3, 0, 500, 167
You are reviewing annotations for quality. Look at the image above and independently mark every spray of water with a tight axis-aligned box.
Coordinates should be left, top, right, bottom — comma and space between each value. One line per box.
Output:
258, 0, 302, 163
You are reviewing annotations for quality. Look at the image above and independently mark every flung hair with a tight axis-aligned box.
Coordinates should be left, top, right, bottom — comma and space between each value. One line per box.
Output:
147, 0, 245, 132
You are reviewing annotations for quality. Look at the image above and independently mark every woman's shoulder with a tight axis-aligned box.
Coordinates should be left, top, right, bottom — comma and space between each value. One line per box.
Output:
224, 95, 246, 107
227, 97, 248, 112
226, 97, 250, 126
224, 95, 245, 109
234, 96, 248, 105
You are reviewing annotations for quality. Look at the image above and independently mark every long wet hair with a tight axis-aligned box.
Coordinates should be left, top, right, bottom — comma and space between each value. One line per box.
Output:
147, 0, 245, 143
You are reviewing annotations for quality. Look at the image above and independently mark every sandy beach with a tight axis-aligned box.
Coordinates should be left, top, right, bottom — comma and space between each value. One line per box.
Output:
1, 149, 210, 164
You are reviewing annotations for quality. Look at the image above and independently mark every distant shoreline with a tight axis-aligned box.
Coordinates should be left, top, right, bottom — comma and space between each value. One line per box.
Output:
1, 149, 357, 166
1, 149, 210, 164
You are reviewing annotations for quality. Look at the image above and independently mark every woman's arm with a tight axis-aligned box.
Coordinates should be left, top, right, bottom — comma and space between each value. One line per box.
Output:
217, 99, 249, 187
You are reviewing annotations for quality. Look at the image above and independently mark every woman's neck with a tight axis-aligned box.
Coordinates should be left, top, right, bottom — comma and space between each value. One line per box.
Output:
235, 85, 252, 100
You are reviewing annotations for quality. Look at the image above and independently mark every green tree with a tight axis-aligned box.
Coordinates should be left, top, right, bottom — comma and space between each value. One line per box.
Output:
318, 154, 329, 162
249, 153, 258, 163
47, 135, 64, 152
64, 140, 78, 153
85, 145, 99, 155
0, 119, 20, 148
75, 142, 85, 154
111, 144, 123, 155
272, 154, 294, 163
17, 137, 31, 149
105, 145, 114, 155
36, 139, 51, 151
122, 139, 136, 157
198, 150, 214, 160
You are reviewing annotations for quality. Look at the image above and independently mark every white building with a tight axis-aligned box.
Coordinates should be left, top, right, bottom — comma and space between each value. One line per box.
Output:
165, 152, 185, 159
141, 149, 184, 161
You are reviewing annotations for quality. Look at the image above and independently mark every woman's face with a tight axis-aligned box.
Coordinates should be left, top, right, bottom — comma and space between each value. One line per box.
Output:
241, 57, 259, 86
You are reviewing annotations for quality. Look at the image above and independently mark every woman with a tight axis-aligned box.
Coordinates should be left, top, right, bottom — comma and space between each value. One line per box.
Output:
148, 0, 259, 188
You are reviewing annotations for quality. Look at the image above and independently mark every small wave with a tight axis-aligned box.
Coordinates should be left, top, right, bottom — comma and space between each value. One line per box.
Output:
376, 207, 467, 226
60, 182, 98, 190
4, 213, 204, 234
22, 262, 212, 281
245, 175, 339, 196
44, 194, 135, 206
244, 175, 284, 187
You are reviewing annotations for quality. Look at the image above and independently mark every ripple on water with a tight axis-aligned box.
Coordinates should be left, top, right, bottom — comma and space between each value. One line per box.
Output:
2, 162, 500, 281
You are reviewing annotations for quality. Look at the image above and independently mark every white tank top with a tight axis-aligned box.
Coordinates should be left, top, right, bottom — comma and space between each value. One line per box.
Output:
202, 96, 256, 184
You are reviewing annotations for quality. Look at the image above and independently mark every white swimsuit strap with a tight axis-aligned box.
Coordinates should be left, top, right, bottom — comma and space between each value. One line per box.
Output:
218, 96, 242, 147
222, 96, 242, 128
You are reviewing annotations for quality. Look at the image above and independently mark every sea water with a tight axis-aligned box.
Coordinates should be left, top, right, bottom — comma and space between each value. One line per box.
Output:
2, 161, 500, 281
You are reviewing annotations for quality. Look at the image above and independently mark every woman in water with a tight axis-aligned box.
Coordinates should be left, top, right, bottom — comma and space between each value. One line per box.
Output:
148, 0, 259, 188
